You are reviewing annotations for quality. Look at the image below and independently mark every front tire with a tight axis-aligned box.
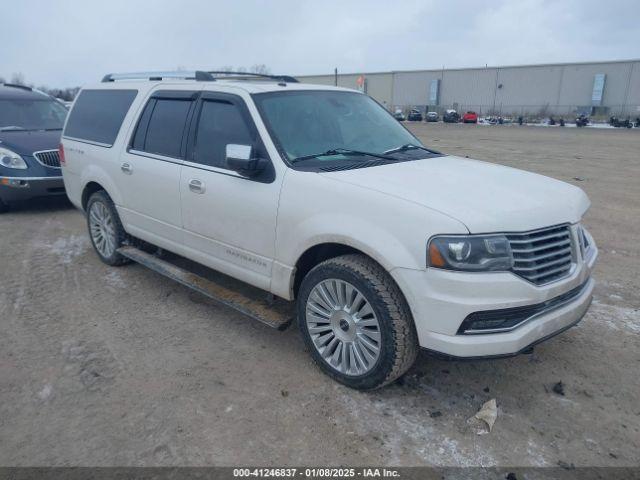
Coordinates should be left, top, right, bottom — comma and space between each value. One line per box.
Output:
86, 190, 130, 266
297, 254, 418, 390
0, 199, 9, 213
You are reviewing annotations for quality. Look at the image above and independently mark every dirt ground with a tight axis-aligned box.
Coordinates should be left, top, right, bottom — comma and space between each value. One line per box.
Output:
0, 124, 638, 467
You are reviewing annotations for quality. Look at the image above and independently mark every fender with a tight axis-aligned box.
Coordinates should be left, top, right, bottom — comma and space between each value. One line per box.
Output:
272, 171, 468, 300
80, 162, 124, 208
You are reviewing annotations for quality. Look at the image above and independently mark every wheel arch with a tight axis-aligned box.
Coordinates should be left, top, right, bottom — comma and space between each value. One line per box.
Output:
81, 181, 106, 211
291, 241, 402, 301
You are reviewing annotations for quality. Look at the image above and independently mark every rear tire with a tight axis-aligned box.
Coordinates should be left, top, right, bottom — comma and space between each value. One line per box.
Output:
0, 199, 9, 213
86, 190, 131, 266
297, 254, 418, 390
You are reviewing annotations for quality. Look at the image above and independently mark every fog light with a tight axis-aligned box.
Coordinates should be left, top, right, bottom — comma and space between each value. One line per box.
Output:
1, 178, 29, 188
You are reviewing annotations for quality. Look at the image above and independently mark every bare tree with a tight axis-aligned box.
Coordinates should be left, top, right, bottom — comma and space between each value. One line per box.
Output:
249, 64, 271, 75
10, 72, 26, 85
212, 65, 271, 75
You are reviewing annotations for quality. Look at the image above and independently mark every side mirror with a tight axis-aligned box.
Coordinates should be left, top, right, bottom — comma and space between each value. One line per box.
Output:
225, 144, 266, 176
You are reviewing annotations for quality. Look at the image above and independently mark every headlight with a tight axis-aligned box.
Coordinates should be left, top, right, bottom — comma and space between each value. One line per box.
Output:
428, 235, 513, 272
0, 148, 28, 169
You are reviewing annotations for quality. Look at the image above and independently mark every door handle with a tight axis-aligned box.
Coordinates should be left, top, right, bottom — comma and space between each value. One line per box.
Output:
121, 162, 133, 174
188, 179, 205, 194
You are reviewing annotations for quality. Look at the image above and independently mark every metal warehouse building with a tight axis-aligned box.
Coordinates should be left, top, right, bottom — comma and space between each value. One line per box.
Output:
298, 59, 640, 118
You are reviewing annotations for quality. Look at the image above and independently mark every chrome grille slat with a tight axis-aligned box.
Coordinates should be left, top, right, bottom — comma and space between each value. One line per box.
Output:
507, 231, 570, 244
513, 246, 572, 263
511, 238, 571, 253
527, 263, 574, 280
33, 150, 61, 168
508, 225, 574, 285
512, 256, 572, 272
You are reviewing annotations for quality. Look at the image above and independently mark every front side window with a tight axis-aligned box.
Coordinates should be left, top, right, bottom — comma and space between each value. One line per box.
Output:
64, 89, 137, 146
253, 90, 424, 164
192, 100, 253, 169
0, 98, 67, 132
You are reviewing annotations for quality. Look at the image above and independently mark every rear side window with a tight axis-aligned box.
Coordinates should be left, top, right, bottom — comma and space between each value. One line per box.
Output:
64, 89, 137, 146
130, 94, 195, 159
143, 99, 191, 158
193, 100, 253, 169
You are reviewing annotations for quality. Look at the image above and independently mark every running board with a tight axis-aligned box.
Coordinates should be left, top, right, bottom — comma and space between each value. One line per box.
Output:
117, 246, 294, 330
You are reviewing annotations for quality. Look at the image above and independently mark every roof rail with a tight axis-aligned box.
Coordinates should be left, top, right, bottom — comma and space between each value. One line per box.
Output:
207, 71, 299, 83
1, 83, 33, 91
101, 71, 215, 83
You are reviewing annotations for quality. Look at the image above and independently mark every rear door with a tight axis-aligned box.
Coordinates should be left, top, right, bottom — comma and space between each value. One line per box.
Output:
118, 88, 199, 248
179, 91, 281, 290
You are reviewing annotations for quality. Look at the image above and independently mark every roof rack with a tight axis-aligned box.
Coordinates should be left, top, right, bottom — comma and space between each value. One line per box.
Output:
101, 71, 215, 83
207, 71, 299, 83
1, 83, 33, 91
100, 70, 299, 84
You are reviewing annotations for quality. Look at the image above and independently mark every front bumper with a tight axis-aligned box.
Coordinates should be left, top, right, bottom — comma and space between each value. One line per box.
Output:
0, 176, 66, 203
390, 240, 597, 358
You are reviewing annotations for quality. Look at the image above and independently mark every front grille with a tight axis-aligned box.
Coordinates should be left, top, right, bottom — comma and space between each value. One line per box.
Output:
34, 150, 61, 168
507, 225, 574, 285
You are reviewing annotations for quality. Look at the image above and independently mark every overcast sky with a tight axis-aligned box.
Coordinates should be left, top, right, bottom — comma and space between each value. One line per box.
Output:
1, 0, 638, 88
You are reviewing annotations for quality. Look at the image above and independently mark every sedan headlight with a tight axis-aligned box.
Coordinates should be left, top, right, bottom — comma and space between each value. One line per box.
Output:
428, 235, 513, 272
0, 147, 28, 169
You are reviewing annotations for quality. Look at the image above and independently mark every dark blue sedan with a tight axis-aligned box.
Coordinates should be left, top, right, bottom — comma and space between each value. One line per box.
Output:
0, 83, 68, 212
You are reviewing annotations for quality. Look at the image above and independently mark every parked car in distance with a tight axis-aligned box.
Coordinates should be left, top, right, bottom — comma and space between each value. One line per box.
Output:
0, 83, 68, 212
442, 109, 460, 123
407, 108, 423, 122
462, 111, 479, 123
61, 71, 597, 390
426, 111, 439, 122
393, 108, 406, 121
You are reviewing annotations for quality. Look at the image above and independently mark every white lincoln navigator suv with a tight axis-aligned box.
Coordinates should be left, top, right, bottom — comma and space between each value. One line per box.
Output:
60, 71, 597, 389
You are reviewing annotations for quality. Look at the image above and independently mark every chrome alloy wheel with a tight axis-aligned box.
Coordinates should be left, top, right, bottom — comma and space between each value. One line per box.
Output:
88, 201, 117, 258
305, 279, 381, 376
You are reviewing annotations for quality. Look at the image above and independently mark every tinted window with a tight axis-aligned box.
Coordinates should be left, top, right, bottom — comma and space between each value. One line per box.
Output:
143, 99, 192, 158
64, 89, 137, 146
193, 100, 252, 169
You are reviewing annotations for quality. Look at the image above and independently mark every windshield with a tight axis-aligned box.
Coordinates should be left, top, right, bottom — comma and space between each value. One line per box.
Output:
253, 91, 423, 163
0, 98, 68, 131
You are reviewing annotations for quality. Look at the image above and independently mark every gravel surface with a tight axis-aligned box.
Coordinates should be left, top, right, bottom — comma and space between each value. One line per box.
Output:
0, 123, 638, 466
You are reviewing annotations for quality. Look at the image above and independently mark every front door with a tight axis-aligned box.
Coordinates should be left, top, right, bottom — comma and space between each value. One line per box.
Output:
180, 91, 281, 291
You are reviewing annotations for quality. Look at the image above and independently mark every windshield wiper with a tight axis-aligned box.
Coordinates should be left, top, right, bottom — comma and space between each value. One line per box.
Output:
0, 126, 26, 132
383, 144, 434, 155
291, 148, 396, 164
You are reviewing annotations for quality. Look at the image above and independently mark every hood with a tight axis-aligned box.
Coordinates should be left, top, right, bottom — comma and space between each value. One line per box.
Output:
320, 155, 590, 233
0, 130, 62, 156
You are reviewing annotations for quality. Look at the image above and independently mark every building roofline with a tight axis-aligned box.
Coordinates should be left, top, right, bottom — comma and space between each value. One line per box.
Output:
297, 58, 640, 78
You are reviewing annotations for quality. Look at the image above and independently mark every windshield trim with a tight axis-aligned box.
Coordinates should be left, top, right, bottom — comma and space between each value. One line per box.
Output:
251, 89, 428, 171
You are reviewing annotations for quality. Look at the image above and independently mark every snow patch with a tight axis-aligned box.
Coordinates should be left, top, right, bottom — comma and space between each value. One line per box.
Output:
589, 301, 640, 334
339, 390, 497, 466
45, 235, 90, 264
37, 384, 53, 401
105, 270, 127, 289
